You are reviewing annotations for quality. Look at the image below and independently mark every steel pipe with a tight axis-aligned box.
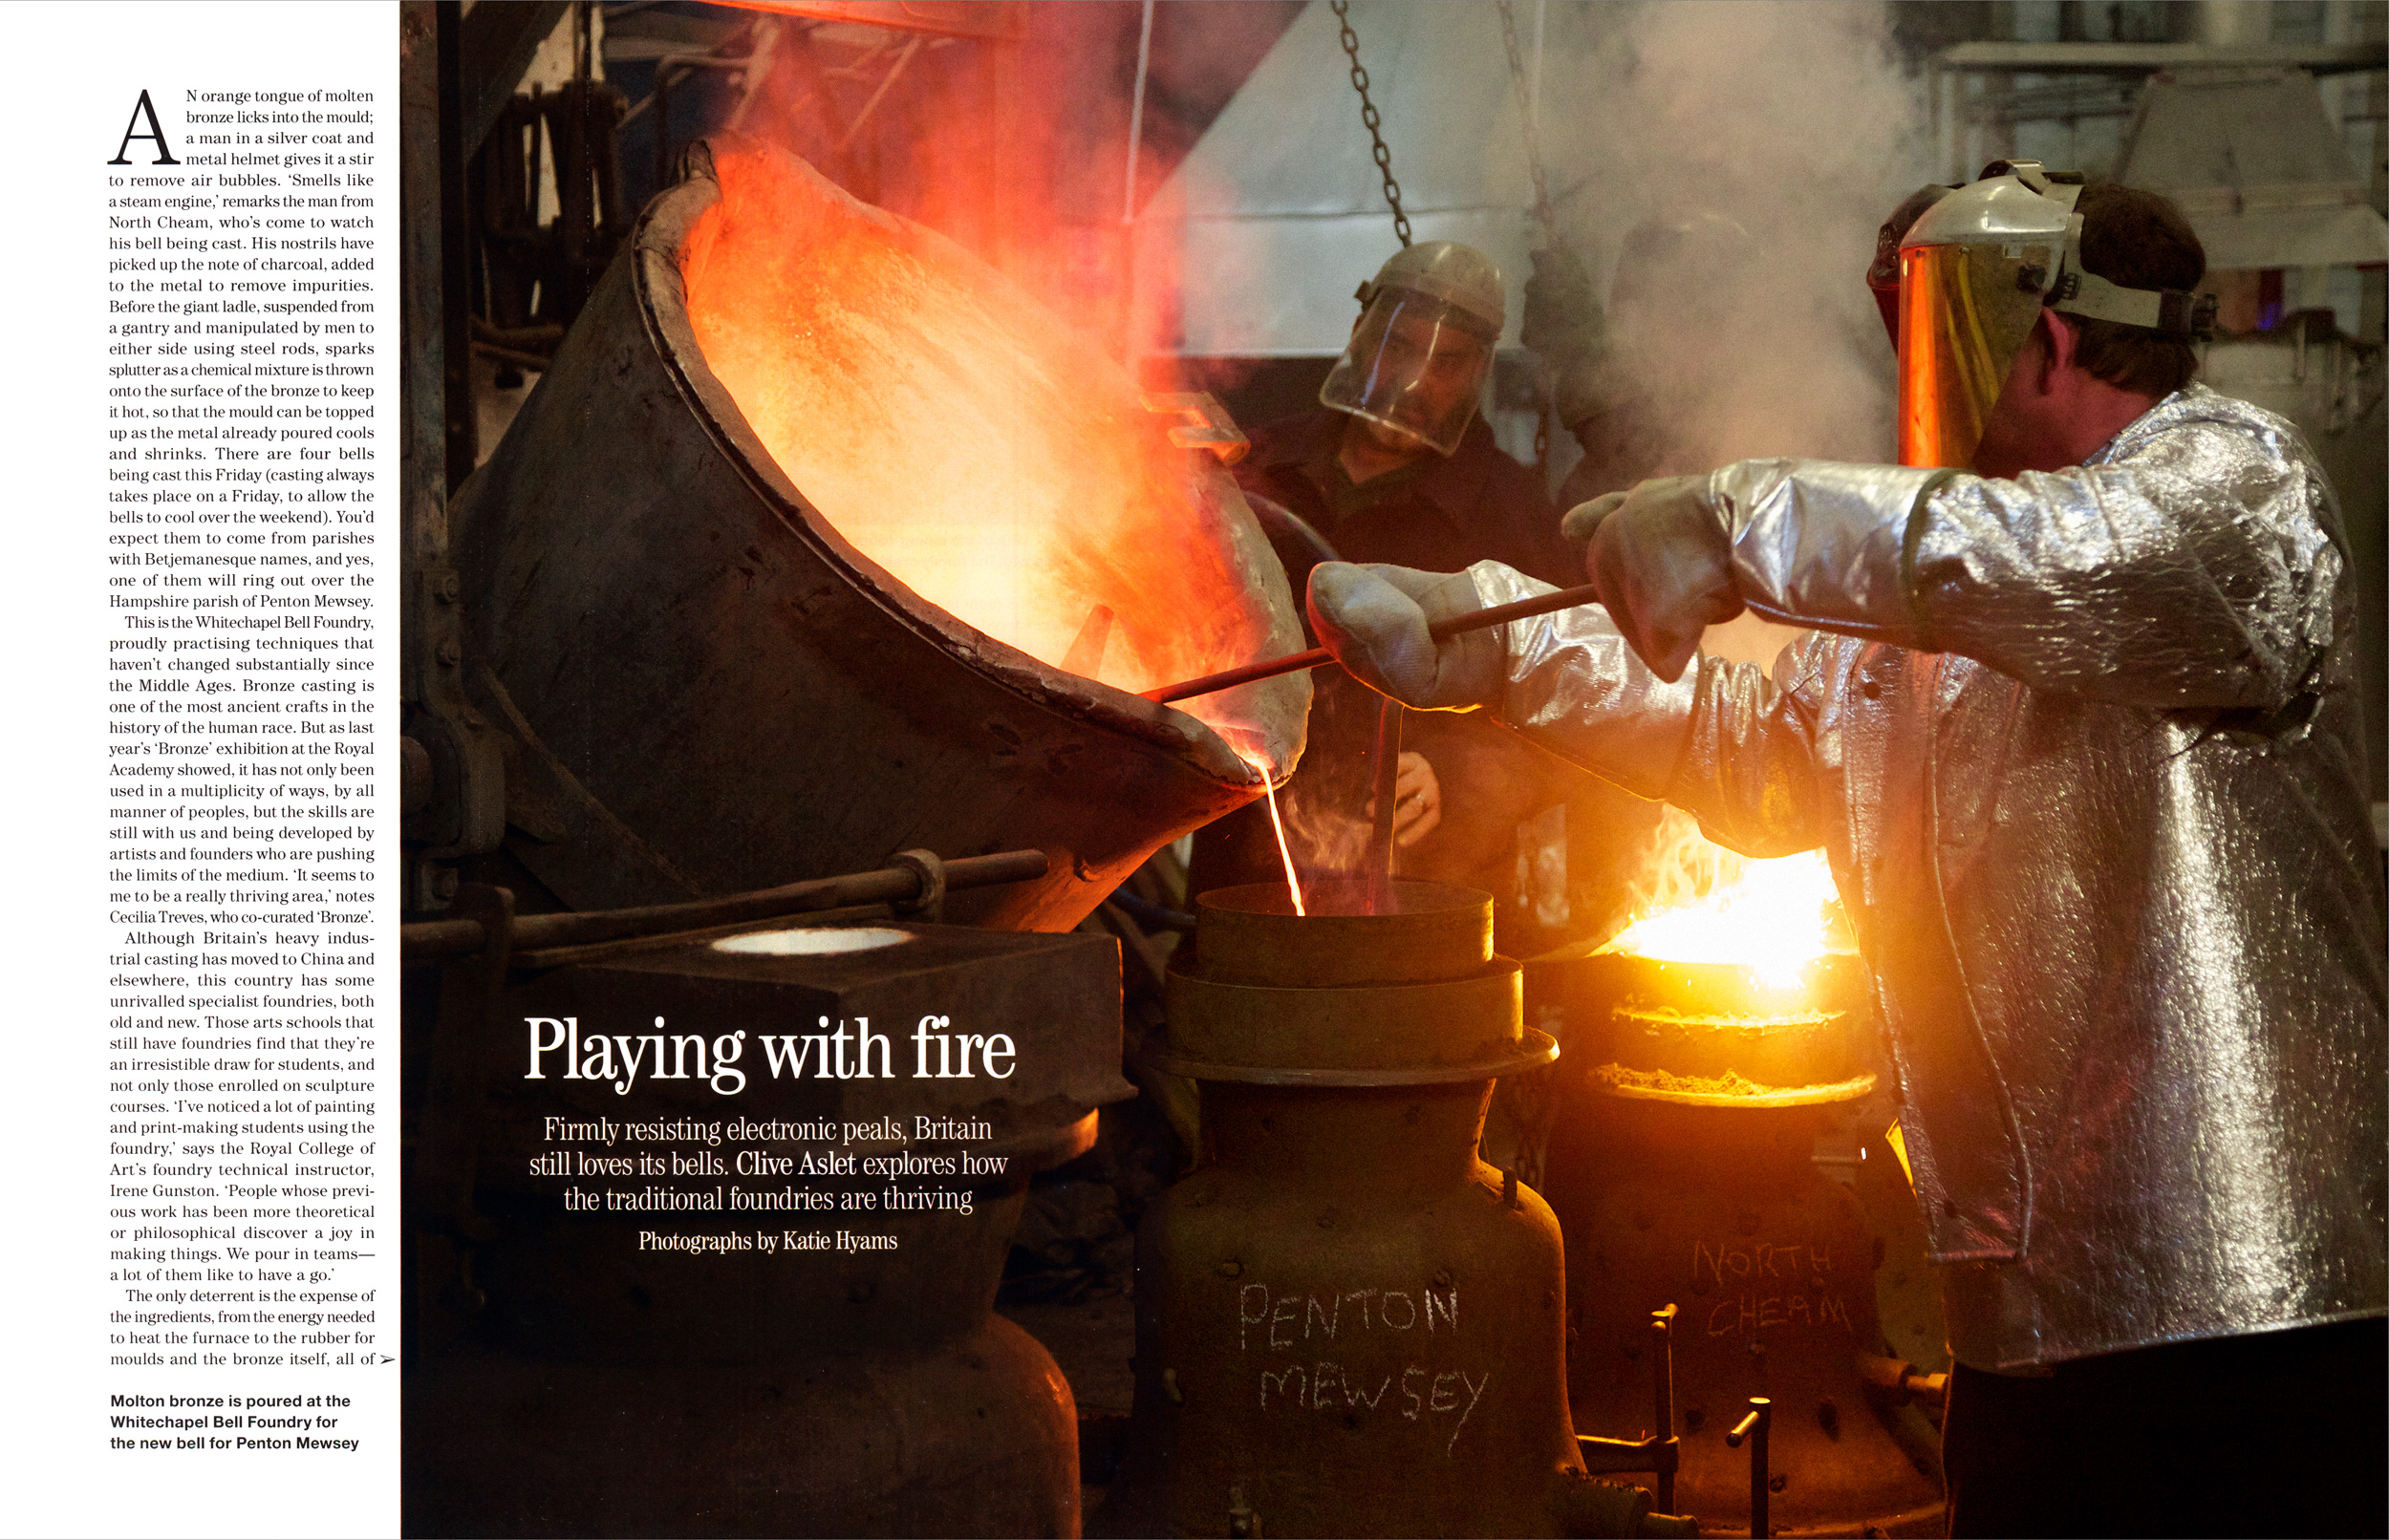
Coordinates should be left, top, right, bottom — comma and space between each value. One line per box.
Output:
400, 848, 1047, 962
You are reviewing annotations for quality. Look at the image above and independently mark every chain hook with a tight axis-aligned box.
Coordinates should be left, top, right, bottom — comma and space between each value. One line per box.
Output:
1496, 0, 1562, 473
1330, 0, 1410, 248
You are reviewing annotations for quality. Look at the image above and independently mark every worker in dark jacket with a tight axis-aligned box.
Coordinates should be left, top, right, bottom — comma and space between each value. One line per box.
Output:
1196, 243, 1653, 948
1239, 405, 1574, 588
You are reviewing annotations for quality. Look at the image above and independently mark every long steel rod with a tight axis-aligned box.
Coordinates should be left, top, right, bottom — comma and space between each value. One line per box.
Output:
1142, 580, 1603, 705
401, 848, 1049, 961
1362, 697, 1401, 912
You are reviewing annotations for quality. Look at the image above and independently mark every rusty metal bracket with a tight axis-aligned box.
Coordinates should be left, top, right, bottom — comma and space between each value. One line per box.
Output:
1141, 391, 1250, 464
1577, 1304, 1683, 1513
466, 656, 703, 907
1857, 1350, 1948, 1411
1578, 1432, 1680, 1480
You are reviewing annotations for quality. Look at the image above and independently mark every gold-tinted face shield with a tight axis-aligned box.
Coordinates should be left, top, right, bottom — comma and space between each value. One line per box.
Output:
1896, 242, 2052, 469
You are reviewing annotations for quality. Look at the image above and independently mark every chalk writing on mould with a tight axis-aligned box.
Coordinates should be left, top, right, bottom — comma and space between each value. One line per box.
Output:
1237, 1280, 1486, 1454
1692, 1236, 1855, 1338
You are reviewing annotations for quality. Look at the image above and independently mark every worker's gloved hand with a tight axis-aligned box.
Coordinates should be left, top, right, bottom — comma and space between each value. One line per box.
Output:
1521, 246, 1609, 429
1305, 563, 1505, 712
1562, 475, 1743, 683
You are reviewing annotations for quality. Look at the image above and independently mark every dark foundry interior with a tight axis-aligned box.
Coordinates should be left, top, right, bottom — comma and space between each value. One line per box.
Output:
395, 5, 2388, 1536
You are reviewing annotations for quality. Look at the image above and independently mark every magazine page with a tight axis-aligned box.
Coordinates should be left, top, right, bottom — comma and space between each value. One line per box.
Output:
9, 4, 401, 1536
11, 4, 2385, 1539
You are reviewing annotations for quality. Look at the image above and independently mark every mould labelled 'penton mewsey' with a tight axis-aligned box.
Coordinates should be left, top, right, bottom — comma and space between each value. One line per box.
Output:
1094, 882, 1695, 1538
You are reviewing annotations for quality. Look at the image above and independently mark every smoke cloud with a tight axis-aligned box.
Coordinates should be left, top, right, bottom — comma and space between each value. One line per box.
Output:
710, 4, 1302, 364
1530, 0, 1933, 469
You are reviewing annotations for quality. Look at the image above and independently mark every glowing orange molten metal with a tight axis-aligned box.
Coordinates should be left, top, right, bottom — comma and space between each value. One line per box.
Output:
1603, 806, 1845, 986
1246, 753, 1307, 918
680, 143, 1300, 772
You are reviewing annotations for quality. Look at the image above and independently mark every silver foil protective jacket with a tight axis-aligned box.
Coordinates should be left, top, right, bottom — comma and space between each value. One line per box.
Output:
1709, 457, 1946, 642
1470, 385, 2386, 1370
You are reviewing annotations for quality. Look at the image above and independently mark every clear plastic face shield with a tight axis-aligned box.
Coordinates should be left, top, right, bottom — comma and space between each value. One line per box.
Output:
1319, 287, 1498, 458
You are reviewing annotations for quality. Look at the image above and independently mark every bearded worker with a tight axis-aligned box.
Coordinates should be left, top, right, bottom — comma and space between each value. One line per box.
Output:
1303, 163, 2386, 1538
1196, 242, 1652, 949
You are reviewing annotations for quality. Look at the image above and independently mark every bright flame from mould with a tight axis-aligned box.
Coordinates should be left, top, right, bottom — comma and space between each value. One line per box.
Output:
1602, 806, 1843, 988
680, 143, 1301, 772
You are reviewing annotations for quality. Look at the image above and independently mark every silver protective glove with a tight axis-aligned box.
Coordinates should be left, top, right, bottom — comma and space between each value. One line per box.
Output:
1304, 563, 1505, 711
1562, 475, 1742, 682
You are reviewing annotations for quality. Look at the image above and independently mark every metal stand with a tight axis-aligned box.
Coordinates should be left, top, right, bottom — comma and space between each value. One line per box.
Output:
1577, 1305, 1685, 1510
1726, 1396, 1773, 1539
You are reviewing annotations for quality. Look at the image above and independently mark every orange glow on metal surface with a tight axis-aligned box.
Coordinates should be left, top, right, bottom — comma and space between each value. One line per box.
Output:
1602, 806, 1843, 987
680, 144, 1292, 770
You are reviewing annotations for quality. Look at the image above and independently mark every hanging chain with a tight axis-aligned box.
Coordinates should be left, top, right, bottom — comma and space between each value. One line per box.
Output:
1495, 0, 1560, 248
1330, 0, 1410, 247
1496, 0, 1559, 472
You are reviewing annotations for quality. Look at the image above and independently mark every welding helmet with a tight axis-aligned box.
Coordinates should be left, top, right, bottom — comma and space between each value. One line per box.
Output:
1896, 160, 2215, 468
1320, 242, 1505, 457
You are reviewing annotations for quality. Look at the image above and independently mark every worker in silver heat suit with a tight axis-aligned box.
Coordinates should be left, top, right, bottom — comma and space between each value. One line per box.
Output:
1306, 163, 2386, 1538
